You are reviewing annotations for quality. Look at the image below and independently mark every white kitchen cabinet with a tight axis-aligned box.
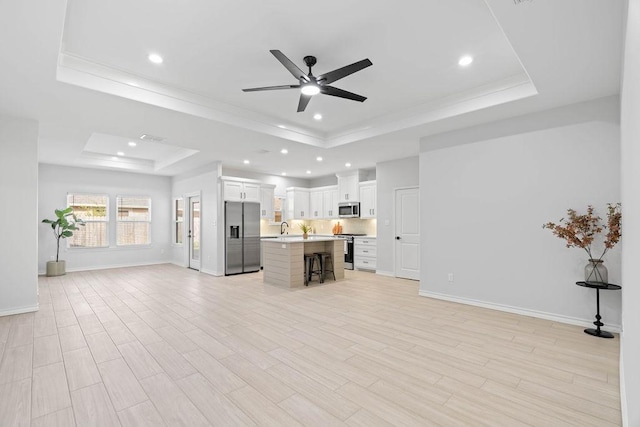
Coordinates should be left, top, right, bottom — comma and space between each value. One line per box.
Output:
322, 187, 339, 219
337, 173, 359, 202
260, 185, 275, 219
359, 181, 377, 218
286, 187, 310, 219
309, 189, 324, 219
354, 237, 376, 271
222, 178, 260, 202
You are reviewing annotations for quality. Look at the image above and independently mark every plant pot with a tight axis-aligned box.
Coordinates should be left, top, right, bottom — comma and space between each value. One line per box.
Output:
46, 260, 66, 277
302, 233, 308, 240
585, 259, 607, 284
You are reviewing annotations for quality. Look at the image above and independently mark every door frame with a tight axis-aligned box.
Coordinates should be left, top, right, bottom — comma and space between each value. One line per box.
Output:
393, 186, 420, 279
186, 192, 201, 271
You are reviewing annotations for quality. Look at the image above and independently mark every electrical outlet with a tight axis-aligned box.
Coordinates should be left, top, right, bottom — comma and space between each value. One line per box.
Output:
448, 273, 454, 282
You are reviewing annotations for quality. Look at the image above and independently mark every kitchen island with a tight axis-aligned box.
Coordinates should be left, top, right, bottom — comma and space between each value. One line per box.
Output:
261, 236, 345, 288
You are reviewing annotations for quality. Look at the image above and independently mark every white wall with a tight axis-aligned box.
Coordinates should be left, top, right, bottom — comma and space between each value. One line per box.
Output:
171, 163, 221, 275
376, 156, 420, 276
620, 0, 640, 424
38, 164, 172, 273
419, 100, 621, 328
0, 115, 39, 315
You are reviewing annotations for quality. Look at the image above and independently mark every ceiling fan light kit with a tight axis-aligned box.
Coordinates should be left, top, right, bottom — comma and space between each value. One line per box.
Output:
242, 50, 372, 112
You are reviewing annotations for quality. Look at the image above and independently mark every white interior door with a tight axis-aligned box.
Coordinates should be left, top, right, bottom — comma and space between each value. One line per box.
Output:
395, 187, 420, 280
188, 196, 201, 270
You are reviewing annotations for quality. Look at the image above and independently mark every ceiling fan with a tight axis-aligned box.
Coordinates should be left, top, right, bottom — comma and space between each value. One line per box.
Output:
242, 50, 373, 112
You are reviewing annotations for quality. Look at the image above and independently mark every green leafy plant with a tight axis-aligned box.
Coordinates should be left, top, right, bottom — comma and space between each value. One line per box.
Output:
42, 207, 85, 262
299, 223, 312, 234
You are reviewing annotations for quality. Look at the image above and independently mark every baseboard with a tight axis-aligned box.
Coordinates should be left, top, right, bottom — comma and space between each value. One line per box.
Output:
376, 270, 395, 277
200, 268, 224, 277
418, 290, 622, 332
38, 260, 170, 275
0, 304, 39, 317
620, 333, 628, 427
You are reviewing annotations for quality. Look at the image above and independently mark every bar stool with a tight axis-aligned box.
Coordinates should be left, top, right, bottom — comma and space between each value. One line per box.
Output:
314, 252, 336, 283
304, 254, 322, 286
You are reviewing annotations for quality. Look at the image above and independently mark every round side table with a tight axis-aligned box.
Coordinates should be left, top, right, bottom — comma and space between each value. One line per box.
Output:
575, 281, 621, 339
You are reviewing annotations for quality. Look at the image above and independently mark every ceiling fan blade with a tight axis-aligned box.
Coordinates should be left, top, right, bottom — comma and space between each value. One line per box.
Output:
270, 50, 310, 83
242, 85, 300, 92
297, 94, 312, 112
317, 59, 372, 85
320, 85, 367, 102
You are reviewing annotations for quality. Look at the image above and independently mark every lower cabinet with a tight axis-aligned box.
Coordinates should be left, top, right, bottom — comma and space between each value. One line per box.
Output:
354, 237, 376, 271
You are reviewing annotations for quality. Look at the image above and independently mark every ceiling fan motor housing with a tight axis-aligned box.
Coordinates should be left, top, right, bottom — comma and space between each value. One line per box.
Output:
303, 56, 317, 68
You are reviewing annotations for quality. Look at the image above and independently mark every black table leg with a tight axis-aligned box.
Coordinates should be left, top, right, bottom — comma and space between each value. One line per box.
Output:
584, 288, 614, 338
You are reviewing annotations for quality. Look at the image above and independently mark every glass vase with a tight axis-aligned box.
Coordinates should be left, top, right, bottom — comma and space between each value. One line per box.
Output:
585, 259, 608, 284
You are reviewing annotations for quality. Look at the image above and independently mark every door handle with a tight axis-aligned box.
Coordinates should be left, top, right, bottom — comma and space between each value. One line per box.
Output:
188, 230, 192, 238
395, 236, 401, 240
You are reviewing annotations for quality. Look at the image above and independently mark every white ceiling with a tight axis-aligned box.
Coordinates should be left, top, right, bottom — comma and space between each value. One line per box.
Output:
0, 0, 624, 179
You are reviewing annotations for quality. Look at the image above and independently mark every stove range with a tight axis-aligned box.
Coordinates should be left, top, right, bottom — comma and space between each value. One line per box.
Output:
334, 234, 367, 269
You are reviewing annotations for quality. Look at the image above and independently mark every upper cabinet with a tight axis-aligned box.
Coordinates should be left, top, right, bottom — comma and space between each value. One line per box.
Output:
286, 187, 310, 219
322, 186, 339, 219
359, 181, 377, 218
309, 189, 324, 219
222, 178, 260, 202
260, 184, 275, 219
337, 173, 359, 202
309, 185, 338, 219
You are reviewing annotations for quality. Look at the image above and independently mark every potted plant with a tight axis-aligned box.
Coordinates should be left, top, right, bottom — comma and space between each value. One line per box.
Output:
42, 207, 85, 276
543, 203, 621, 283
299, 223, 312, 239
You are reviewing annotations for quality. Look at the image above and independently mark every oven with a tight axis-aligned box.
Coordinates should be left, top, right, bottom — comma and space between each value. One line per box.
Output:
343, 235, 355, 270
337, 233, 365, 270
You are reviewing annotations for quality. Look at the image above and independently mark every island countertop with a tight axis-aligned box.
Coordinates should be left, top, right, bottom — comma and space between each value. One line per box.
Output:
261, 236, 345, 243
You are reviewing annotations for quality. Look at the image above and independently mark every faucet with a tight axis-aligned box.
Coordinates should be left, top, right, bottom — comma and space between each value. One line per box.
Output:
280, 221, 289, 235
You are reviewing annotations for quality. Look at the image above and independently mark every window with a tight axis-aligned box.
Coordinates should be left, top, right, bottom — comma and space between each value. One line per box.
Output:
174, 198, 184, 245
67, 194, 109, 248
117, 196, 151, 246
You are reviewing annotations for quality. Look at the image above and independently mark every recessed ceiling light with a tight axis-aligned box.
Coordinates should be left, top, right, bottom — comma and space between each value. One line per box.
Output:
345, 162, 352, 167
128, 141, 137, 147
306, 170, 311, 174
458, 55, 473, 66
281, 172, 287, 176
316, 156, 323, 162
243, 160, 250, 164
278, 125, 287, 129
313, 113, 322, 121
111, 156, 118, 161
117, 151, 124, 156
148, 53, 163, 64
280, 148, 288, 154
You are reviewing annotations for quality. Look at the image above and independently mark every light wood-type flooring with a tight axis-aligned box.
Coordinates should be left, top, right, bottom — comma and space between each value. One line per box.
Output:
0, 264, 621, 426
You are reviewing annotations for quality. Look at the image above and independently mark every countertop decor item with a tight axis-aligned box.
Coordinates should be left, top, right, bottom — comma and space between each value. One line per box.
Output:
41, 207, 85, 276
299, 223, 312, 239
543, 203, 621, 283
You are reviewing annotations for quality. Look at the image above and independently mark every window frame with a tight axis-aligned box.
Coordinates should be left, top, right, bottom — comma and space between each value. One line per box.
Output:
66, 193, 110, 249
116, 195, 152, 247
173, 197, 184, 246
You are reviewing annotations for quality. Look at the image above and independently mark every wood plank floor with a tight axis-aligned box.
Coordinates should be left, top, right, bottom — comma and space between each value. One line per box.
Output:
0, 265, 621, 426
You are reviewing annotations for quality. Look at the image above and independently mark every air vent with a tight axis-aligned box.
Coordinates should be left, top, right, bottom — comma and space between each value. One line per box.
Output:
139, 134, 165, 142
255, 149, 270, 154
513, 0, 532, 4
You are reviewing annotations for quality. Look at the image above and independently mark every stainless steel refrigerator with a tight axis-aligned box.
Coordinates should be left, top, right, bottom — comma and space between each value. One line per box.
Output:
225, 201, 260, 275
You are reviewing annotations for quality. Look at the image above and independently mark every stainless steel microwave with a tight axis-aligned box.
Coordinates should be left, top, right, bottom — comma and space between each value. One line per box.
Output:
338, 202, 360, 218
